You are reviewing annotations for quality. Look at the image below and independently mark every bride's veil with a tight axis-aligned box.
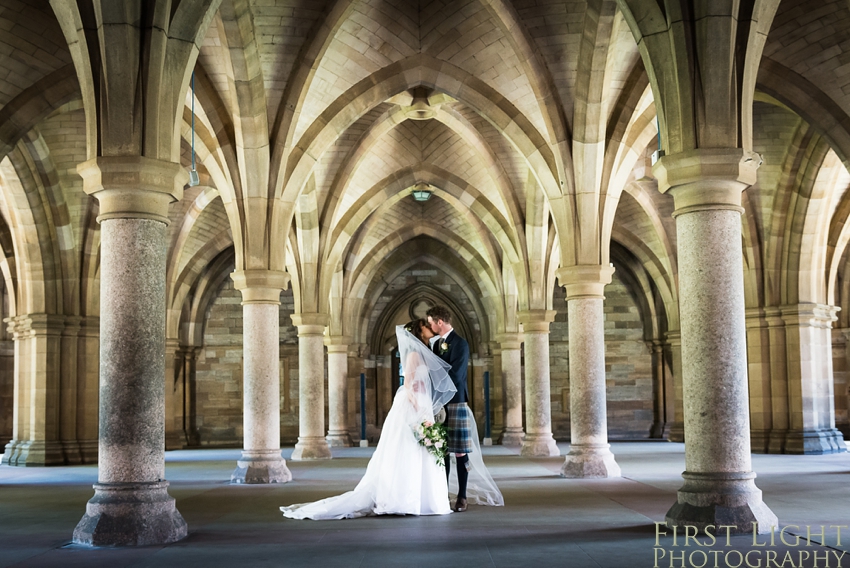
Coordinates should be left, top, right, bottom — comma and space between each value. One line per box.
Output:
396, 325, 456, 414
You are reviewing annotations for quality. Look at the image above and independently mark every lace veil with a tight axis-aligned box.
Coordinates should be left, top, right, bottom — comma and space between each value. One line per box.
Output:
396, 324, 456, 414
447, 413, 505, 506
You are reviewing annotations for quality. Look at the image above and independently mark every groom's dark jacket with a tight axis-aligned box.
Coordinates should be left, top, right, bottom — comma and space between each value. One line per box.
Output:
433, 330, 470, 404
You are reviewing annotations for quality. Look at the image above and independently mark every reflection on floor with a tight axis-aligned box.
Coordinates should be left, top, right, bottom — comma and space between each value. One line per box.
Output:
2, 442, 849, 567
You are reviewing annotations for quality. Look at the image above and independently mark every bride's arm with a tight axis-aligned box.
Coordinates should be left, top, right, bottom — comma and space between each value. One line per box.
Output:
404, 352, 421, 410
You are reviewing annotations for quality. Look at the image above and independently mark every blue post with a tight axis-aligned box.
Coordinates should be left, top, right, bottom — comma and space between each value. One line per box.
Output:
360, 373, 367, 446
483, 371, 492, 444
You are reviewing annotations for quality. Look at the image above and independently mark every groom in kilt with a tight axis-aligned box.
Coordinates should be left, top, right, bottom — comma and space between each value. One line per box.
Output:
426, 305, 472, 512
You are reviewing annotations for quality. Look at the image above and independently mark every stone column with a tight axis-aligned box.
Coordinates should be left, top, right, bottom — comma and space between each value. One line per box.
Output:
489, 341, 505, 441
60, 316, 83, 464
654, 150, 777, 533
291, 313, 332, 460
780, 304, 845, 454
665, 330, 685, 442
231, 270, 292, 483
518, 311, 559, 457
73, 157, 187, 546
649, 340, 667, 438
347, 345, 364, 442
838, 329, 850, 438
164, 338, 184, 450
326, 336, 352, 447
745, 307, 786, 453
1, 314, 64, 466
181, 347, 201, 446
76, 316, 100, 464
497, 333, 524, 446
557, 266, 620, 478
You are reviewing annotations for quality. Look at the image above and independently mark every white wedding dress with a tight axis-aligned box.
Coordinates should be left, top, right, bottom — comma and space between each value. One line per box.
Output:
280, 328, 455, 519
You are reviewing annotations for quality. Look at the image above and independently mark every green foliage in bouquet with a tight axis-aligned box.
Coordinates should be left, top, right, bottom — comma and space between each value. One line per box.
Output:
414, 420, 448, 466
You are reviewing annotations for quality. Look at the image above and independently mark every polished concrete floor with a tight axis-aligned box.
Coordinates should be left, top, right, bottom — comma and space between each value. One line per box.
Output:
2, 442, 850, 567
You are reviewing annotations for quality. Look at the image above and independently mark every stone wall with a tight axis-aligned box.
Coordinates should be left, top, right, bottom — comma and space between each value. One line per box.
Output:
550, 272, 655, 440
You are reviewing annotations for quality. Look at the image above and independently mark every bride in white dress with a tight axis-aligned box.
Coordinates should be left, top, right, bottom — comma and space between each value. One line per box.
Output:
280, 320, 459, 519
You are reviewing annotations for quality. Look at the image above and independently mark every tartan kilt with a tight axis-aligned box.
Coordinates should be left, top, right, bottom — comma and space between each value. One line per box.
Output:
445, 403, 474, 454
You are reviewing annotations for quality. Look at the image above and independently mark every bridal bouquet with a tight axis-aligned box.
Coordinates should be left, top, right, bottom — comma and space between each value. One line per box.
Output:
414, 420, 448, 466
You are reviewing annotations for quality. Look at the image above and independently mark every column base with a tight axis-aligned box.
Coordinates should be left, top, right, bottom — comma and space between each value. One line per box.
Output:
326, 430, 352, 447
62, 441, 83, 465
500, 428, 525, 446
231, 450, 292, 484
291, 436, 332, 460
750, 429, 772, 453
668, 422, 685, 443
784, 428, 846, 454
650, 421, 669, 439
73, 481, 187, 546
1, 440, 66, 466
78, 440, 99, 464
520, 433, 560, 457
665, 471, 778, 534
560, 444, 621, 478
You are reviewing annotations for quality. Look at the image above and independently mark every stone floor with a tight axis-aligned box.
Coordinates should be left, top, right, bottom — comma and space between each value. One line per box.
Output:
3, 442, 850, 567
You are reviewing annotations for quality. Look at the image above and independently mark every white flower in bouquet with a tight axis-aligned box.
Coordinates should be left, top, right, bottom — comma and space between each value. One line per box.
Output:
412, 420, 448, 466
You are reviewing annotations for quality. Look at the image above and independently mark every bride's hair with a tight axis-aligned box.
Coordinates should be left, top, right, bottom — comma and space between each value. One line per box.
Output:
404, 318, 428, 344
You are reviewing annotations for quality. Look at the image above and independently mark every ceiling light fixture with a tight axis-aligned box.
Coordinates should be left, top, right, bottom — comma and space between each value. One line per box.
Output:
411, 182, 432, 202
188, 71, 200, 187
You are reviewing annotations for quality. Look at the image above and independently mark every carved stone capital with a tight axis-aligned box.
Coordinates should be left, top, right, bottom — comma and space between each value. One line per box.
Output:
78, 156, 186, 224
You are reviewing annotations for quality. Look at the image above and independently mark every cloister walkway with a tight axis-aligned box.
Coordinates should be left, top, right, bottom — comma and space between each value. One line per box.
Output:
3, 442, 849, 567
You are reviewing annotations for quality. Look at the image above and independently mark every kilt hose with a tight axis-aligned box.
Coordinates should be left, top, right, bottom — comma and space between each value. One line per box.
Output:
445, 402, 473, 454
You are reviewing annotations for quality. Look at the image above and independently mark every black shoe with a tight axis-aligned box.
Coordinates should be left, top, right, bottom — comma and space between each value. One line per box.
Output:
453, 498, 468, 512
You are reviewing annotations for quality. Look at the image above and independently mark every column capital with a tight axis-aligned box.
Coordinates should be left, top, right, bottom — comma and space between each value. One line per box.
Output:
291, 312, 329, 336
165, 337, 182, 354
653, 148, 761, 216
664, 330, 681, 345
495, 333, 521, 350
5, 313, 69, 338
517, 310, 556, 333
745, 307, 784, 329
556, 264, 615, 299
779, 303, 840, 328
77, 156, 186, 224
231, 270, 290, 304
325, 335, 351, 352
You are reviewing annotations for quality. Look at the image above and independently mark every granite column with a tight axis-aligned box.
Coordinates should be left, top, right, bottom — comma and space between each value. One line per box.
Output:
326, 336, 352, 447
73, 157, 187, 546
557, 266, 620, 477
291, 313, 332, 460
518, 311, 559, 456
497, 333, 524, 446
231, 270, 292, 483
655, 150, 778, 533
